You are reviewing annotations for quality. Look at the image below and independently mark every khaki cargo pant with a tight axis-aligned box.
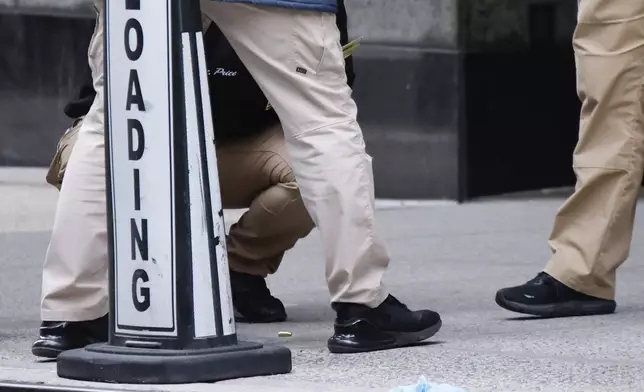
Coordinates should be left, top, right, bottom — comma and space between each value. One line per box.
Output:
544, 0, 644, 300
41, 1, 389, 321
47, 119, 314, 274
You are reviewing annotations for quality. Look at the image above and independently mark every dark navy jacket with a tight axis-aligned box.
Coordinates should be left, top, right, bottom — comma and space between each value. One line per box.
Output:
217, 0, 337, 13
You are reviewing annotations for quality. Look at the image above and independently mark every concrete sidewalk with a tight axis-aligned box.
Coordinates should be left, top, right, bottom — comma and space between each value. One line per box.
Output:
2, 168, 644, 392
0, 167, 457, 233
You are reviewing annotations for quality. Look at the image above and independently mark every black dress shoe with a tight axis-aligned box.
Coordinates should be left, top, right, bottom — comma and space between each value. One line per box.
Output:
328, 295, 442, 354
495, 272, 616, 318
230, 270, 287, 323
32, 314, 108, 359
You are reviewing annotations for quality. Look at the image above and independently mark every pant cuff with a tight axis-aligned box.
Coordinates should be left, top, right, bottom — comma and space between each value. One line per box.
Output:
544, 262, 615, 301
229, 262, 271, 278
366, 286, 389, 309
332, 285, 389, 309
41, 303, 109, 322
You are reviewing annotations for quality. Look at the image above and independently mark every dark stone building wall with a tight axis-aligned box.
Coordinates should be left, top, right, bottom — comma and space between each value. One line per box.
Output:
0, 0, 580, 200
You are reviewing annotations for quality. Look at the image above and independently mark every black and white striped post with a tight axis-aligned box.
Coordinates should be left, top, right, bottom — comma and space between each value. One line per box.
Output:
56, 0, 292, 383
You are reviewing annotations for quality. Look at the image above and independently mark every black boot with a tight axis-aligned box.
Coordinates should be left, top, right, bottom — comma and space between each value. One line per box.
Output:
230, 270, 287, 323
495, 272, 616, 317
31, 314, 108, 359
328, 295, 442, 354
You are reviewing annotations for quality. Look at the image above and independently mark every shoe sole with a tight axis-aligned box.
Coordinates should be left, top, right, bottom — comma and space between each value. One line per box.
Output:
495, 291, 616, 318
328, 319, 442, 354
32, 346, 63, 359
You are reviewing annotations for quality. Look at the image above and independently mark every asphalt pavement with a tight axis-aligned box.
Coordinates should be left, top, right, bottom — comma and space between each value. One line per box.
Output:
2, 168, 644, 392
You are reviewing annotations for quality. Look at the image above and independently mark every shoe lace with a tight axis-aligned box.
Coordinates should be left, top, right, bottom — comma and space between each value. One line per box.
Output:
384, 295, 410, 311
528, 272, 555, 287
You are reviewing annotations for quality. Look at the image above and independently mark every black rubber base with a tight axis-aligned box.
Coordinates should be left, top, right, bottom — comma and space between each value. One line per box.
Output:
57, 341, 292, 384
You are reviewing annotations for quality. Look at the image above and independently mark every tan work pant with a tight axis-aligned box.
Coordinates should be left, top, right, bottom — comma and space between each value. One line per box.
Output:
41, 1, 389, 321
218, 125, 315, 277
46, 119, 314, 268
544, 0, 644, 300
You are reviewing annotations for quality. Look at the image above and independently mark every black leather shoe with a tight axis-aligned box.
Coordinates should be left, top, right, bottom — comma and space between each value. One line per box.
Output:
31, 314, 108, 359
230, 270, 287, 323
495, 272, 616, 318
328, 295, 442, 354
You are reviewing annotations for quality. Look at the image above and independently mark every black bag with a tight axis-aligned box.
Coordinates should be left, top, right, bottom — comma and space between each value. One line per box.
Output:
203, 24, 280, 142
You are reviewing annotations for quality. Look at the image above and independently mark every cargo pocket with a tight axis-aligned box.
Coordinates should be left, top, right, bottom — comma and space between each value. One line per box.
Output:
289, 12, 344, 81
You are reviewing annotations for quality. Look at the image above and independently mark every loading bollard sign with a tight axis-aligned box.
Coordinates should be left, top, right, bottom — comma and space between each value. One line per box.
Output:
107, 0, 177, 337
56, 0, 292, 384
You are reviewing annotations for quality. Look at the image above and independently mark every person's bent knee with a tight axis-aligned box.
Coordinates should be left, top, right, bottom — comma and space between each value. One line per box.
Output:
260, 182, 314, 234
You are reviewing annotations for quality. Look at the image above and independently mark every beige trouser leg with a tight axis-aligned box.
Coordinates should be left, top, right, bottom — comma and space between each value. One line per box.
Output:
218, 124, 314, 277
544, 0, 644, 300
200, 2, 390, 307
40, 1, 107, 322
